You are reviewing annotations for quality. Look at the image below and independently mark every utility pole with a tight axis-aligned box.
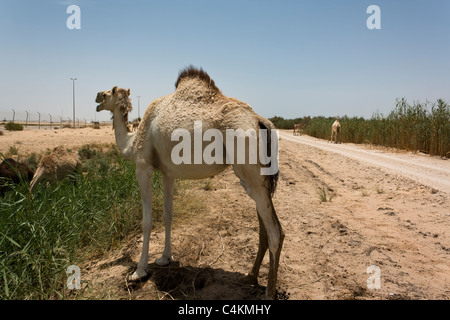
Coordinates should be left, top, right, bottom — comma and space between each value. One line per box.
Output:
137, 96, 141, 119
70, 77, 77, 128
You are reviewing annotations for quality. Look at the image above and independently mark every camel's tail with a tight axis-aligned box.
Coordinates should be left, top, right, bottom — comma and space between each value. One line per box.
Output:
258, 119, 279, 198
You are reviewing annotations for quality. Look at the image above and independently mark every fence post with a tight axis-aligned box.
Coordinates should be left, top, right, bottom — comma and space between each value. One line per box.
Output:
38, 112, 41, 129
25, 111, 29, 127
12, 109, 15, 123
49, 114, 52, 128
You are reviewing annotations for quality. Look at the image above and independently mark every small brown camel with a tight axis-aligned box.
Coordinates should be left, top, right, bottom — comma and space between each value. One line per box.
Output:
293, 123, 302, 136
0, 158, 34, 195
29, 146, 82, 192
95, 66, 284, 299
131, 118, 140, 132
330, 119, 341, 144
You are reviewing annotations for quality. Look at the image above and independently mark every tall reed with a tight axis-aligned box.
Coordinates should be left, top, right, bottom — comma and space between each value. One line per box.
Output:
297, 98, 449, 157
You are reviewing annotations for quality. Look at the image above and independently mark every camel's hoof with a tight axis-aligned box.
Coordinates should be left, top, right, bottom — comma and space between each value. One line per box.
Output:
155, 256, 173, 266
239, 274, 258, 285
264, 293, 275, 300
127, 269, 148, 282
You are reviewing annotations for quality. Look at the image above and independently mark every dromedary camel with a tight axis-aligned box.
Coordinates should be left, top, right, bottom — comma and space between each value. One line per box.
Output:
95, 66, 284, 299
131, 118, 140, 132
293, 123, 302, 136
29, 146, 82, 192
0, 158, 34, 195
330, 119, 341, 144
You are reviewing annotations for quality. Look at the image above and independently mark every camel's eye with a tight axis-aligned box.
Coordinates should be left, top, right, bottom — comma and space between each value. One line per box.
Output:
102, 93, 106, 97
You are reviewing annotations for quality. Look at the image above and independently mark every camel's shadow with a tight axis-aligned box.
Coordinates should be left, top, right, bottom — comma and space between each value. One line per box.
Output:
126, 261, 267, 300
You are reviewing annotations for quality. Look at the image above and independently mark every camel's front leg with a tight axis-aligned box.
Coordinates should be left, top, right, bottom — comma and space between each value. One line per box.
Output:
155, 173, 175, 266
128, 165, 153, 281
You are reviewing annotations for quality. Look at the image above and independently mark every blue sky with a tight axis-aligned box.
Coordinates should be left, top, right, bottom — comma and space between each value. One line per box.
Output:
0, 0, 449, 122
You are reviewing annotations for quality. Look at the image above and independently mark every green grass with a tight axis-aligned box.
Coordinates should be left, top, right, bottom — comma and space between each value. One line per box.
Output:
316, 187, 334, 202
8, 146, 19, 156
0, 146, 164, 299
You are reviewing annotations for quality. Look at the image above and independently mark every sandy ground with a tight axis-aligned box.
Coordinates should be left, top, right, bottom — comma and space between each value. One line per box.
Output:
76, 131, 449, 300
0, 126, 115, 156
2, 127, 448, 299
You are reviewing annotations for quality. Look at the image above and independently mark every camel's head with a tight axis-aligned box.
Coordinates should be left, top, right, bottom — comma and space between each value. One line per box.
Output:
96, 86, 131, 113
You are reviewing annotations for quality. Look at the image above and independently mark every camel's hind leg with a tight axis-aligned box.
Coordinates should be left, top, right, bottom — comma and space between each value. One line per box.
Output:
240, 213, 268, 285
233, 165, 284, 299
258, 196, 284, 299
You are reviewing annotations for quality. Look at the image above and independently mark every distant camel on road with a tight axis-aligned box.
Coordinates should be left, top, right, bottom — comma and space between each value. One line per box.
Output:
293, 123, 302, 136
330, 119, 341, 144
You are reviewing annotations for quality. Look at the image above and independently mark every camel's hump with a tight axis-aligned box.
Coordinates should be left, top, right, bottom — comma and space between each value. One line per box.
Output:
175, 65, 220, 93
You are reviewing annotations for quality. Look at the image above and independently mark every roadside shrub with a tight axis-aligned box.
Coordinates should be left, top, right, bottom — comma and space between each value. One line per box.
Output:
5, 122, 24, 131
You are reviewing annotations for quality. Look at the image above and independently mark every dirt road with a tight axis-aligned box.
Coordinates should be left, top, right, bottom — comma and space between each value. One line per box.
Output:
74, 131, 449, 300
280, 132, 450, 195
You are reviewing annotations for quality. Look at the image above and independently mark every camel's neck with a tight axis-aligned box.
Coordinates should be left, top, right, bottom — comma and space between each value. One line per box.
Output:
112, 109, 135, 160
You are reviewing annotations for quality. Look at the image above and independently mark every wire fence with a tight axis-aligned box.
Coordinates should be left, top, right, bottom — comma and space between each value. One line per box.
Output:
0, 109, 111, 129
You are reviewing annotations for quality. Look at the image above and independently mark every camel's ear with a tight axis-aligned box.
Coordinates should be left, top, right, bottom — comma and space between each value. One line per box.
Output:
112, 86, 118, 95
127, 88, 130, 96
